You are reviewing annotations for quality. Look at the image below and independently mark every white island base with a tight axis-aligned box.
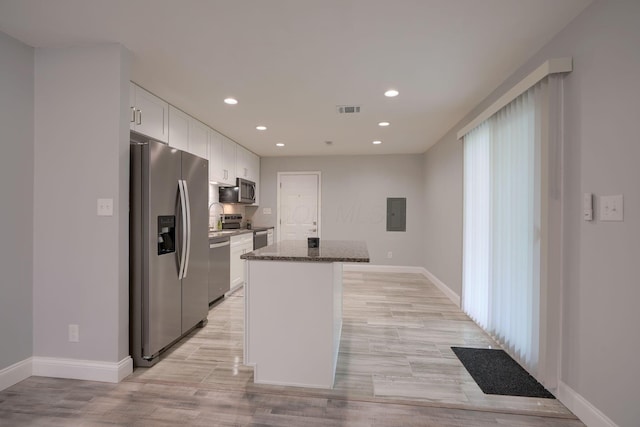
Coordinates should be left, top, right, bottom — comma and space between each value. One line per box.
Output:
243, 260, 343, 389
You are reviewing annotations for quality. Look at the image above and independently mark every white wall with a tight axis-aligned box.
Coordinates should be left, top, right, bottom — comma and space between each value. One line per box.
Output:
252, 155, 424, 266
422, 1, 640, 425
33, 44, 131, 365
0, 32, 34, 372
421, 138, 463, 296
549, 3, 640, 425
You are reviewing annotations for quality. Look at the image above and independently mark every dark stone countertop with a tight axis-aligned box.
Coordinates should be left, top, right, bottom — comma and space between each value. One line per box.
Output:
208, 226, 274, 242
241, 240, 369, 263
250, 226, 274, 232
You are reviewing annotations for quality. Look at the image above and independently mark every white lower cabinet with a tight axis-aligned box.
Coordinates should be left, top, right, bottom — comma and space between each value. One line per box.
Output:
230, 233, 254, 289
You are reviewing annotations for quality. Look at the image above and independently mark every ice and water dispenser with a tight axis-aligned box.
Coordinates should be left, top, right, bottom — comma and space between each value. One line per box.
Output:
157, 215, 176, 255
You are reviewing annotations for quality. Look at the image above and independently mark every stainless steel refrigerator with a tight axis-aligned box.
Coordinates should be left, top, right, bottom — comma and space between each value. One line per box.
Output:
130, 134, 209, 367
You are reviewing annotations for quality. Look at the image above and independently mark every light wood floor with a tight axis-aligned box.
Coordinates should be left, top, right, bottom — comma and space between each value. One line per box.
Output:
0, 271, 584, 426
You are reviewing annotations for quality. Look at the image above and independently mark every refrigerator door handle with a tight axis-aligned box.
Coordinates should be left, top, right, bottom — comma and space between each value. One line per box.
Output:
182, 179, 192, 278
178, 179, 188, 280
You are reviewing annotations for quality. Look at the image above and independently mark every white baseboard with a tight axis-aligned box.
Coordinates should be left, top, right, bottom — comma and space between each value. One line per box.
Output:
0, 357, 33, 391
344, 263, 426, 274
344, 264, 460, 307
32, 356, 133, 383
227, 283, 244, 296
420, 268, 461, 307
557, 381, 618, 427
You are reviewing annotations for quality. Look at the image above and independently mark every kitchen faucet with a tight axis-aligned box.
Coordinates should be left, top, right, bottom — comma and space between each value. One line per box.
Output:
208, 202, 225, 229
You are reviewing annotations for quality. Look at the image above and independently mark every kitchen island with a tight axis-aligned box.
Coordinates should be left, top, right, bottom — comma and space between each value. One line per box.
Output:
241, 240, 369, 388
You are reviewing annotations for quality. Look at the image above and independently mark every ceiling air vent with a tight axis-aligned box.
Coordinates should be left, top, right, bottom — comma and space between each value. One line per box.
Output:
337, 105, 361, 114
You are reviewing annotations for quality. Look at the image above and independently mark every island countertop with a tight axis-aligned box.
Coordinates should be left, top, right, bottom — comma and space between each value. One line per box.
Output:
241, 240, 369, 263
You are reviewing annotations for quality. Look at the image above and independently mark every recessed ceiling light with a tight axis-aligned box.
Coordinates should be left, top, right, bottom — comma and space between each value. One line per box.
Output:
256, 125, 267, 131
276, 143, 285, 147
384, 89, 399, 97
224, 97, 238, 105
378, 121, 390, 127
372, 140, 382, 145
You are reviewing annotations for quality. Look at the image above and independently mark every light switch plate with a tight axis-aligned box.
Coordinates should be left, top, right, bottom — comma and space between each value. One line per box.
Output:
97, 198, 114, 216
583, 193, 593, 221
263, 207, 272, 215
68, 324, 79, 342
600, 194, 623, 221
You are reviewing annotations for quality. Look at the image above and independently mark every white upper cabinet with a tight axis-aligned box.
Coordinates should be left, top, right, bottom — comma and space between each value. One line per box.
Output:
168, 105, 189, 151
208, 130, 236, 186
131, 83, 256, 187
236, 146, 260, 204
248, 151, 260, 205
221, 136, 237, 186
208, 129, 223, 183
168, 105, 209, 159
236, 145, 249, 179
236, 145, 260, 182
247, 151, 260, 183
130, 82, 168, 143
189, 120, 208, 159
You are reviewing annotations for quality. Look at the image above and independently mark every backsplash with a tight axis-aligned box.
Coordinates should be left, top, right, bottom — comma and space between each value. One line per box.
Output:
208, 183, 256, 229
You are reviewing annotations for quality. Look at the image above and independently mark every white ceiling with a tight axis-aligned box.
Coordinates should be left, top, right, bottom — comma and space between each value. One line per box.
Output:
0, 0, 591, 157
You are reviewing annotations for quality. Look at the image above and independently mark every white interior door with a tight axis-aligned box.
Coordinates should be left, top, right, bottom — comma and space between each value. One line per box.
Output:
278, 173, 320, 242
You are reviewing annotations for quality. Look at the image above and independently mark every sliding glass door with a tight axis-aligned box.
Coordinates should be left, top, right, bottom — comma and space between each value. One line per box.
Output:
462, 80, 545, 375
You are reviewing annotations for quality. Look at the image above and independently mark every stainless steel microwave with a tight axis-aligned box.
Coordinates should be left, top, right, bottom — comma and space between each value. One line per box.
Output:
219, 178, 256, 204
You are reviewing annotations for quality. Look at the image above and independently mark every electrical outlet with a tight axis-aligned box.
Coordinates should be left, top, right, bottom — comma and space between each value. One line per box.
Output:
68, 324, 79, 342
600, 194, 623, 221
97, 198, 113, 216
387, 251, 393, 259
263, 207, 272, 215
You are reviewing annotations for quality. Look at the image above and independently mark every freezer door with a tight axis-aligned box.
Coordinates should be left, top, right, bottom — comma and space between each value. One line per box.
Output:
144, 140, 183, 358
181, 152, 210, 332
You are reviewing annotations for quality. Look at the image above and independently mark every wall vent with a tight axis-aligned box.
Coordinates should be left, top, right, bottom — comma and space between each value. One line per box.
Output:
336, 105, 361, 114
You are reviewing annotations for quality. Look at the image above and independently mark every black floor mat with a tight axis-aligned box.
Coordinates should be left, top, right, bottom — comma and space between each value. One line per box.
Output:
451, 346, 554, 398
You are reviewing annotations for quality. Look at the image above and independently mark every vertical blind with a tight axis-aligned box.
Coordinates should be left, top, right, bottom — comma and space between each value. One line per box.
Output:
463, 79, 545, 374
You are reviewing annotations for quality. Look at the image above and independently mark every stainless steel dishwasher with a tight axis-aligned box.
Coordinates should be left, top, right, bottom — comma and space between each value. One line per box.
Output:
253, 230, 268, 249
208, 236, 231, 304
